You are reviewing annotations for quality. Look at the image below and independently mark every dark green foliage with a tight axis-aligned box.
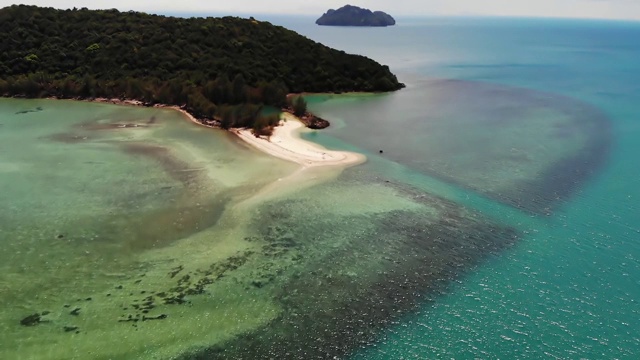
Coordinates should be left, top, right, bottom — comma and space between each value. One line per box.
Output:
0, 5, 404, 123
292, 96, 307, 117
252, 113, 280, 137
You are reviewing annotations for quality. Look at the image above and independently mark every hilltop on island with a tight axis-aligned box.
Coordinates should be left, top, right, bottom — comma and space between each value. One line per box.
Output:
0, 5, 404, 133
316, 5, 396, 27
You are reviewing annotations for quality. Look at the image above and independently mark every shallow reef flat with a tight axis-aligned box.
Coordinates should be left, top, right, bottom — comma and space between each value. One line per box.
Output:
0, 99, 517, 359
0, 99, 295, 359
307, 79, 611, 214
176, 171, 518, 359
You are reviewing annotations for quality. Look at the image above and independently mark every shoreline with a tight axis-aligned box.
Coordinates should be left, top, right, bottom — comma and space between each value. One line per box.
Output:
88, 98, 218, 129
83, 97, 365, 169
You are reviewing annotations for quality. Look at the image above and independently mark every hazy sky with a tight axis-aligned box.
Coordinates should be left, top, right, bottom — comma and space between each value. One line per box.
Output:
4, 0, 640, 21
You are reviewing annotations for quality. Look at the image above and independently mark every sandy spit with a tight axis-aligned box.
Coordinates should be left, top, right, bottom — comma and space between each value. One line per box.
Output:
233, 113, 365, 168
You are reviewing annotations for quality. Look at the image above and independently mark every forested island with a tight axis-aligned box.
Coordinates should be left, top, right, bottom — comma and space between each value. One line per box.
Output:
316, 5, 396, 27
0, 5, 404, 132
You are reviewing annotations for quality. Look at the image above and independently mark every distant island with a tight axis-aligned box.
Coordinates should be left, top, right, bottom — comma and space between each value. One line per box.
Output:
316, 5, 396, 27
0, 5, 404, 133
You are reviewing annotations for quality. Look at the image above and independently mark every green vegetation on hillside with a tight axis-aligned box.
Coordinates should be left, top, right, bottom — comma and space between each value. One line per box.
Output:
0, 5, 404, 129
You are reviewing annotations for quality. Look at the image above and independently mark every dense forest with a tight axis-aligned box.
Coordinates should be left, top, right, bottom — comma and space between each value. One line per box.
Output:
0, 5, 404, 130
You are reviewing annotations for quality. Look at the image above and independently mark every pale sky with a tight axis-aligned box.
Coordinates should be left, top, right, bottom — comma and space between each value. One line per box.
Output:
3, 0, 640, 21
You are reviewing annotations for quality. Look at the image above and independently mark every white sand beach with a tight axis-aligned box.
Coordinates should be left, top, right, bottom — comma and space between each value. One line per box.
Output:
233, 113, 365, 168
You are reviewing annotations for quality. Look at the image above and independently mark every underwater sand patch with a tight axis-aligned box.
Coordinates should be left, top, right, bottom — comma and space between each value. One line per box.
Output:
45, 132, 90, 143
121, 142, 206, 189
74, 117, 151, 131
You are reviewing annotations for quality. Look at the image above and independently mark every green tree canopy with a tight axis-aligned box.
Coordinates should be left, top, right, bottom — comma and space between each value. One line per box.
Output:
0, 5, 405, 130
292, 96, 308, 117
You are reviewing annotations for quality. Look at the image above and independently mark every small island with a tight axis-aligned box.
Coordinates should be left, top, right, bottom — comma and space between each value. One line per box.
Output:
316, 5, 396, 27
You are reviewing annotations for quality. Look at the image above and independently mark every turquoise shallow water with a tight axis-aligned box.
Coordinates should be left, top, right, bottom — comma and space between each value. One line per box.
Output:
0, 98, 517, 359
0, 99, 304, 358
304, 81, 610, 214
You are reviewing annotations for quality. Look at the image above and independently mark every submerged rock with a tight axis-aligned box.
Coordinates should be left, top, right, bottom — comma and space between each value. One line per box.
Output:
20, 313, 42, 326
142, 314, 167, 321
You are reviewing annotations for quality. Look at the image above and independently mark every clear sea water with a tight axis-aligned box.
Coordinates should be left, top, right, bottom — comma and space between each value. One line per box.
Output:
275, 16, 640, 359
2, 15, 639, 359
